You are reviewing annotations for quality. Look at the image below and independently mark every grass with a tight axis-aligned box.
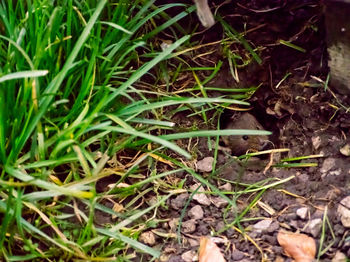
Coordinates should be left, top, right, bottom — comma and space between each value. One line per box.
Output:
0, 0, 302, 261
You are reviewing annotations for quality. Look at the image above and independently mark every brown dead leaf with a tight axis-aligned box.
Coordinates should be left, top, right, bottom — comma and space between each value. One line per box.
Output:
198, 237, 226, 262
277, 230, 316, 262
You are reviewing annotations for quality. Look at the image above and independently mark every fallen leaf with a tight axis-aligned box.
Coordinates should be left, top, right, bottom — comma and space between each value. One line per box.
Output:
198, 236, 226, 262
277, 230, 316, 262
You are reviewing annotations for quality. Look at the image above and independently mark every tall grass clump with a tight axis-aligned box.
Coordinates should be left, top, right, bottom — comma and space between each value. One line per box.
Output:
0, 0, 271, 260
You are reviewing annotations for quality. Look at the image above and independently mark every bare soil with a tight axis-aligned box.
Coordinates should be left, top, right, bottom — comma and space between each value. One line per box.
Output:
153, 1, 350, 261
102, 1, 350, 261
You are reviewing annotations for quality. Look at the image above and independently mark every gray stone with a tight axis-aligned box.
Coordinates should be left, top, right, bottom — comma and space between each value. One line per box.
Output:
211, 196, 229, 208
332, 251, 347, 262
181, 250, 198, 262
340, 144, 350, 157
320, 158, 336, 173
188, 205, 204, 220
182, 219, 196, 233
311, 136, 322, 150
171, 193, 189, 210
338, 196, 350, 228
267, 221, 280, 233
139, 231, 156, 246
253, 219, 273, 233
296, 207, 309, 220
307, 218, 322, 237
219, 183, 232, 191
191, 184, 211, 206
231, 250, 245, 261
196, 157, 214, 172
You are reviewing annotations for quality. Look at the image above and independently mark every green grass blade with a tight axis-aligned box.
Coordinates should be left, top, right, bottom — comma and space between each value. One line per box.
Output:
0, 70, 48, 83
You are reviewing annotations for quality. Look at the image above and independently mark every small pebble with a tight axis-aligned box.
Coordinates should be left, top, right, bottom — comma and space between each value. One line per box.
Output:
231, 250, 245, 261
170, 193, 189, 210
181, 250, 198, 262
211, 196, 229, 208
340, 144, 350, 157
274, 255, 284, 262
311, 136, 322, 150
267, 221, 280, 233
307, 218, 322, 237
187, 238, 199, 247
196, 157, 214, 172
329, 169, 341, 176
337, 196, 350, 228
188, 205, 204, 220
139, 231, 156, 246
334, 223, 345, 235
332, 251, 347, 262
182, 219, 196, 233
320, 157, 336, 173
219, 183, 232, 191
191, 184, 211, 206
296, 207, 309, 220
253, 219, 273, 233
159, 254, 171, 262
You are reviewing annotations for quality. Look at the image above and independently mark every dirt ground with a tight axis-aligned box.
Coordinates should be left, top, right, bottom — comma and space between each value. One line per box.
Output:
115, 1, 350, 261
146, 1, 350, 261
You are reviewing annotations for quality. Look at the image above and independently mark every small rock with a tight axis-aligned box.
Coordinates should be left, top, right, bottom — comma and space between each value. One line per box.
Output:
187, 238, 200, 247
231, 250, 245, 261
182, 219, 196, 233
196, 157, 214, 172
181, 250, 198, 262
312, 136, 322, 150
190, 184, 211, 206
296, 207, 309, 220
289, 220, 299, 229
320, 158, 336, 173
188, 205, 204, 220
210, 237, 227, 244
334, 223, 345, 235
253, 219, 273, 233
337, 196, 350, 227
340, 144, 350, 157
211, 196, 229, 208
307, 218, 322, 237
171, 193, 189, 210
332, 251, 347, 262
329, 169, 342, 176
139, 231, 156, 246
219, 183, 232, 191
159, 254, 171, 262
267, 221, 280, 233
274, 255, 284, 262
